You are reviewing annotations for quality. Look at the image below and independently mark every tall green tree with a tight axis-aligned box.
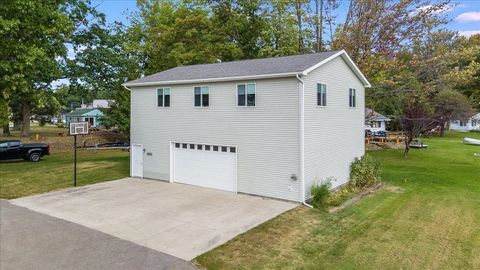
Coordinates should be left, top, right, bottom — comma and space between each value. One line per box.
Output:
0, 0, 99, 136
332, 0, 450, 73
260, 0, 300, 56
130, 0, 241, 76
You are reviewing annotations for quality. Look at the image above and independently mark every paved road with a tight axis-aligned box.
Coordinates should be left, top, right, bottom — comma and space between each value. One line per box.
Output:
0, 200, 196, 270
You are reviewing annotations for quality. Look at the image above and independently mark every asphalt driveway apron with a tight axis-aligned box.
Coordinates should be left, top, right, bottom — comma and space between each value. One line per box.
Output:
0, 200, 195, 270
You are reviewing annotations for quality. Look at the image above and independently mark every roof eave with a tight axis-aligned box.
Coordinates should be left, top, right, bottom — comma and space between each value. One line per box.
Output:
123, 72, 301, 88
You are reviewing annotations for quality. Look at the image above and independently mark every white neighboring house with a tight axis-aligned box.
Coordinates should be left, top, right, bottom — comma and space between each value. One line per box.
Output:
365, 108, 390, 133
80, 99, 113, 109
124, 50, 371, 203
449, 113, 480, 132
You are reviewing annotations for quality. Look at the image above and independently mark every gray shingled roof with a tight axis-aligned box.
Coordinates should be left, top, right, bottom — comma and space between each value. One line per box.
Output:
125, 51, 341, 86
365, 108, 391, 122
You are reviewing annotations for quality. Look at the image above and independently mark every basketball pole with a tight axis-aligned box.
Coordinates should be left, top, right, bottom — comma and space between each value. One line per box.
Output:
74, 134, 77, 187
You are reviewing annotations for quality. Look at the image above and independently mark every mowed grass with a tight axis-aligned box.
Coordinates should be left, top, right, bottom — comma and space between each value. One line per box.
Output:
196, 132, 480, 269
0, 149, 129, 199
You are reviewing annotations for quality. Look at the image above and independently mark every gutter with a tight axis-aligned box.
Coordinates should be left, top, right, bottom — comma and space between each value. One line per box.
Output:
295, 74, 313, 209
123, 72, 300, 88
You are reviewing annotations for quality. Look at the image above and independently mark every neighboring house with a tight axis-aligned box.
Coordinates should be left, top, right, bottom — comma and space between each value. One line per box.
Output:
80, 99, 113, 109
365, 108, 390, 133
124, 50, 371, 203
449, 113, 480, 132
65, 108, 104, 127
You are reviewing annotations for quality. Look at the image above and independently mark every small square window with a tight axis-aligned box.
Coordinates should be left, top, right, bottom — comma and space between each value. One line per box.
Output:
221, 146, 227, 152
213, 146, 219, 151
238, 84, 255, 106
189, 144, 195, 149
194, 86, 209, 107
230, 147, 236, 153
182, 143, 187, 149
197, 144, 203, 150
175, 143, 180, 148
205, 145, 211, 151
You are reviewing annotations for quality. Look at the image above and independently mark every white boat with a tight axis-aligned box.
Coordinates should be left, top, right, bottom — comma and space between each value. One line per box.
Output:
464, 137, 480, 146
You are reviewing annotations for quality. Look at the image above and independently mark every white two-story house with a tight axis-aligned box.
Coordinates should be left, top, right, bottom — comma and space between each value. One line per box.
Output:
124, 50, 371, 203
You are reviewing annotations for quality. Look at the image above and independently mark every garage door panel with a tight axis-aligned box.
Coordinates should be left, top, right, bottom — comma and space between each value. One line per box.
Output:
173, 144, 236, 192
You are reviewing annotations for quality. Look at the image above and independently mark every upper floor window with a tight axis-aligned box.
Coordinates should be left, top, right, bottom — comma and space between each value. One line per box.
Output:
194, 86, 209, 107
317, 83, 326, 106
238, 83, 255, 106
349, 88, 356, 108
157, 88, 170, 107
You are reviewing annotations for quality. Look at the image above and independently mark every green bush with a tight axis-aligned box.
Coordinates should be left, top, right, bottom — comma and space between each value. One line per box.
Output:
39, 118, 47, 126
56, 122, 65, 128
350, 154, 381, 188
310, 181, 331, 209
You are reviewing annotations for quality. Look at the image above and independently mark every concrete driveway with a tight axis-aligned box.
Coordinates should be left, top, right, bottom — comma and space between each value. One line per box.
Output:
10, 178, 296, 260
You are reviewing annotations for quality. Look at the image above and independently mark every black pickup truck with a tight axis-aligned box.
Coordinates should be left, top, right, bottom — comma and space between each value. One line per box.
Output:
0, 140, 50, 162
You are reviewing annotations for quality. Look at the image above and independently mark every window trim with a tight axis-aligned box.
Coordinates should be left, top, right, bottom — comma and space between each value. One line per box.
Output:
316, 82, 327, 107
349, 88, 357, 108
236, 83, 256, 107
157, 87, 171, 108
193, 85, 210, 108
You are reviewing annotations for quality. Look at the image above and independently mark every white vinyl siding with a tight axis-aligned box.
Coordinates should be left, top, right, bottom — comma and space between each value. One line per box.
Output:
303, 57, 365, 199
130, 77, 301, 201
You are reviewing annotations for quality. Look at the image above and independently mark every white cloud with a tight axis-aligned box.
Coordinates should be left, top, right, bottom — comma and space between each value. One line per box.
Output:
410, 4, 453, 16
458, 30, 480, 37
50, 78, 70, 89
456, 12, 480, 22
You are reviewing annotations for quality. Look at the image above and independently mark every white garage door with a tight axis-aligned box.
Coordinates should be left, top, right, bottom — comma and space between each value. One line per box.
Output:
173, 143, 237, 192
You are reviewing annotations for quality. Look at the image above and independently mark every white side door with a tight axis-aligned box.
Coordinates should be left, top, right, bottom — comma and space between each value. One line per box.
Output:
131, 144, 144, 178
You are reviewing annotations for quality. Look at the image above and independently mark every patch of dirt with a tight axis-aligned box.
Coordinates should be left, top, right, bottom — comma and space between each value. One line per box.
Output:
384, 185, 405, 193
328, 183, 405, 213
77, 161, 117, 170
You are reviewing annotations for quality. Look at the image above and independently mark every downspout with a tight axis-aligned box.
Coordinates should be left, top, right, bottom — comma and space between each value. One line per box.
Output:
296, 74, 313, 208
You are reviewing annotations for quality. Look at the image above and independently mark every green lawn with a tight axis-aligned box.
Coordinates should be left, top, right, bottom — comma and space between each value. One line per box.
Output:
0, 149, 129, 199
196, 132, 480, 269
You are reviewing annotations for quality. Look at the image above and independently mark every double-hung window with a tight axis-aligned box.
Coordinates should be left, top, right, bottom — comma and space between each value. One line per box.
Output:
317, 83, 326, 106
349, 88, 356, 108
237, 83, 255, 106
194, 86, 209, 107
157, 88, 171, 107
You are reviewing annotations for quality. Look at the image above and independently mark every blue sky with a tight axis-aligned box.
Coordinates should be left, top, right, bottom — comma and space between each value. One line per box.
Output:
92, 0, 480, 37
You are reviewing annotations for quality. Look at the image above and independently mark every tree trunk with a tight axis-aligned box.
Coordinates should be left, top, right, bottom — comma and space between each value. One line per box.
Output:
439, 122, 446, 137
295, 1, 304, 52
319, 0, 323, 51
2, 124, 10, 136
21, 102, 30, 137
403, 137, 411, 158
315, 0, 319, 52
